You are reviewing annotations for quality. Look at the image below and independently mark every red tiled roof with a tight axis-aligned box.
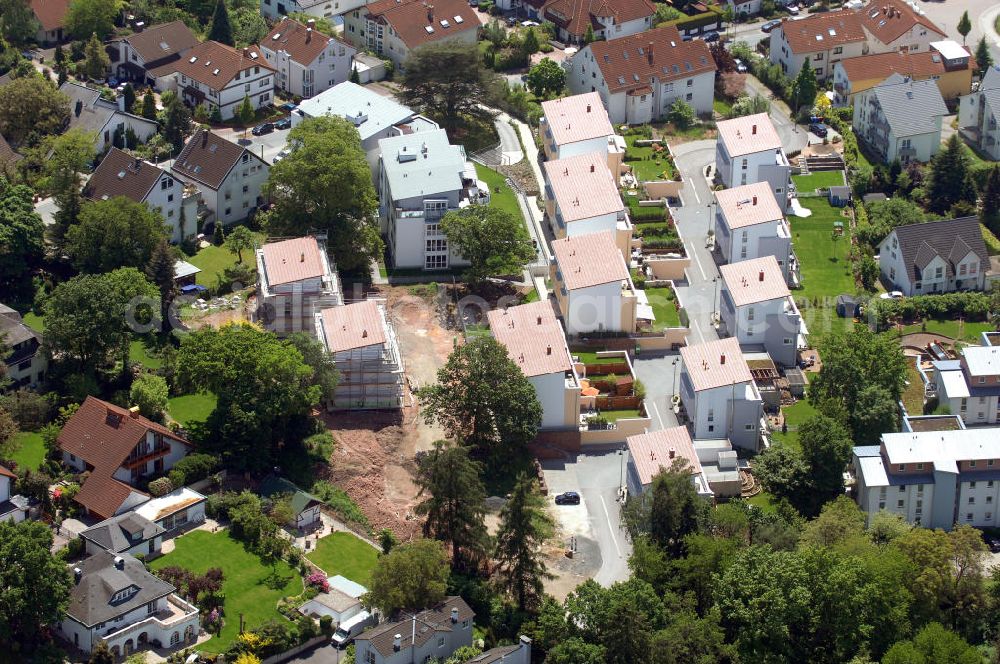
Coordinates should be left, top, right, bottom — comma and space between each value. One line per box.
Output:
543, 152, 623, 223
552, 231, 629, 290
680, 337, 752, 392
541, 92, 615, 147
174, 129, 262, 191
587, 26, 716, 94
259, 18, 351, 66
715, 182, 784, 229
317, 301, 387, 353
487, 301, 572, 378
30, 0, 70, 32
0, 464, 16, 479
859, 2, 944, 47
543, 0, 655, 40
626, 427, 702, 486
719, 255, 789, 307
778, 10, 866, 55
837, 47, 971, 84
260, 236, 327, 287
152, 40, 274, 89
75, 473, 146, 520
365, 0, 479, 51
716, 112, 782, 157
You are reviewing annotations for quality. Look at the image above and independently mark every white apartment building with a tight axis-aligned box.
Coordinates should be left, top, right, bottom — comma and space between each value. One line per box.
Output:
171, 129, 270, 227
314, 300, 404, 410
859, 1, 946, 55
154, 41, 275, 120
877, 217, 988, 296
718, 256, 805, 368
255, 235, 343, 336
378, 128, 485, 270
539, 92, 625, 173
487, 301, 581, 431
258, 18, 356, 98
959, 66, 1000, 161
343, 0, 479, 71
541, 0, 655, 44
626, 427, 715, 499
853, 427, 1000, 530
770, 10, 867, 82
543, 152, 632, 261
853, 73, 947, 164
933, 345, 1000, 427
678, 337, 763, 451
715, 113, 791, 210
261, 0, 366, 20
85, 148, 198, 244
58, 552, 199, 657
568, 26, 717, 125
550, 231, 638, 336
713, 182, 795, 285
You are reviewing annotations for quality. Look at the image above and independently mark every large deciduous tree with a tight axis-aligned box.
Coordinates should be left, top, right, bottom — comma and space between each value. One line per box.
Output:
44, 268, 159, 376
415, 441, 490, 570
400, 40, 495, 134
440, 205, 535, 283
66, 197, 168, 273
524, 57, 565, 98
174, 323, 320, 471
265, 116, 382, 272
493, 472, 553, 611
65, 0, 122, 39
417, 336, 541, 470
981, 165, 1000, 235
161, 93, 191, 153
0, 0, 40, 45
365, 539, 450, 616
0, 177, 45, 296
45, 128, 96, 249
0, 521, 73, 657
285, 332, 339, 403
0, 75, 70, 145
621, 458, 706, 556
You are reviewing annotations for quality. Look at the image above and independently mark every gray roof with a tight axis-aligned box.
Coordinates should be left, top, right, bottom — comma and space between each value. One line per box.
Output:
871, 73, 947, 138
301, 587, 361, 614
297, 82, 415, 143
0, 306, 38, 348
962, 346, 1000, 377
378, 129, 465, 202
80, 512, 165, 553
467, 644, 524, 663
66, 551, 175, 627
359, 597, 474, 658
60, 81, 157, 139
889, 216, 989, 285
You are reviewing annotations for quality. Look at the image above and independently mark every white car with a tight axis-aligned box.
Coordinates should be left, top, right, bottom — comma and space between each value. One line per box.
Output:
879, 291, 904, 300
521, 20, 539, 26
787, 4, 800, 13
734, 58, 747, 73
272, 147, 292, 164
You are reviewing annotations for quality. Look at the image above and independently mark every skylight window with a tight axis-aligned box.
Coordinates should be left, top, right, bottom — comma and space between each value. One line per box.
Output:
189, 56, 197, 63
440, 19, 449, 27
272, 33, 281, 40
829, 28, 836, 36
213, 68, 220, 75
672, 64, 679, 73
699, 56, 706, 65
159, 41, 169, 51
617, 76, 626, 84
684, 61, 692, 71
638, 47, 644, 55
869, 8, 879, 17
425, 25, 434, 33
633, 73, 639, 81
815, 34, 823, 40
454, 15, 463, 22
623, 51, 629, 60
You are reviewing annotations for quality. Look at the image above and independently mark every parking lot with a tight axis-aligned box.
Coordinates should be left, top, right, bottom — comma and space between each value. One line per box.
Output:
542, 448, 632, 593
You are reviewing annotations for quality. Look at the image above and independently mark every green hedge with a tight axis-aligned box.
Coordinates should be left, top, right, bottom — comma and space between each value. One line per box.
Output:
869, 292, 992, 328
663, 7, 723, 31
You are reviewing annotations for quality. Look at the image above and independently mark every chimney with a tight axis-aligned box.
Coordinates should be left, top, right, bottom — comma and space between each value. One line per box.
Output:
306, 27, 312, 43
720, 354, 726, 365
752, 124, 757, 135
586, 103, 591, 113
647, 41, 653, 65
202, 131, 208, 148
668, 449, 675, 459
759, 270, 765, 282
428, 4, 434, 22
300, 252, 305, 262
589, 163, 594, 172
73, 567, 82, 584
243, 47, 249, 58
393, 635, 402, 651
536, 315, 542, 325
307, 18, 316, 29
133, 158, 141, 171
362, 329, 368, 338
114, 556, 125, 570
451, 607, 459, 623
546, 345, 552, 355
75, 100, 83, 117
752, 195, 757, 205
128, 405, 140, 418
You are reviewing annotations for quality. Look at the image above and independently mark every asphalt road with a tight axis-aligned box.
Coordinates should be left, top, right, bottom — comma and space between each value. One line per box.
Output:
542, 449, 632, 587
213, 124, 293, 165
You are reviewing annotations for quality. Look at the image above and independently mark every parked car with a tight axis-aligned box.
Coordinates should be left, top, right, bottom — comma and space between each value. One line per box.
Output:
734, 58, 747, 73
787, 4, 800, 13
275, 117, 291, 130
761, 19, 782, 32
279, 102, 297, 112
251, 122, 275, 136
521, 20, 539, 26
987, 536, 1000, 553
879, 291, 904, 300
555, 491, 581, 505
702, 31, 720, 42
272, 147, 292, 164
808, 122, 828, 137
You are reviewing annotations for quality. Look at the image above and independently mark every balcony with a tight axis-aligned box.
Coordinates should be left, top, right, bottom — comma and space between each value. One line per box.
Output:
100, 595, 198, 642
123, 444, 170, 470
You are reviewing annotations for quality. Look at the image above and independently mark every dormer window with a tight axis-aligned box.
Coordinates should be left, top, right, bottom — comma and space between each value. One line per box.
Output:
111, 586, 138, 604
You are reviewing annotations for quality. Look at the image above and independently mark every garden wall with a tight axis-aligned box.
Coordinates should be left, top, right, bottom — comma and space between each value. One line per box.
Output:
643, 181, 684, 199
580, 416, 652, 445
647, 256, 692, 280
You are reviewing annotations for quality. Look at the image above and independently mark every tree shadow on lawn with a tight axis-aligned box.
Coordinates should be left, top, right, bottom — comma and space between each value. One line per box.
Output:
263, 569, 294, 591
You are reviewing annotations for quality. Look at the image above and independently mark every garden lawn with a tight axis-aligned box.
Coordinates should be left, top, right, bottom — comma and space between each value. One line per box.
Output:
10, 432, 45, 472
792, 171, 844, 192
167, 392, 217, 426
600, 409, 644, 421
791, 199, 855, 338
129, 338, 162, 370
569, 350, 620, 365
771, 397, 817, 452
306, 531, 379, 586
186, 245, 240, 288
624, 134, 677, 182
902, 361, 925, 417
645, 287, 682, 329
748, 490, 778, 513
475, 164, 521, 219
892, 318, 994, 344
22, 312, 45, 332
150, 530, 302, 654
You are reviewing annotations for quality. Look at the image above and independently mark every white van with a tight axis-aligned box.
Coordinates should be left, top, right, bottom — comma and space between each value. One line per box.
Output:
332, 611, 375, 648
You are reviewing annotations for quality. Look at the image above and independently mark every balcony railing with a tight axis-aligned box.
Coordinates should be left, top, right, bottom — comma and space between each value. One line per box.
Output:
123, 444, 170, 470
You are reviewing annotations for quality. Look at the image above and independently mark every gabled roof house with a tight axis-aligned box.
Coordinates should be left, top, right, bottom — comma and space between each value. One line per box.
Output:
877, 217, 989, 295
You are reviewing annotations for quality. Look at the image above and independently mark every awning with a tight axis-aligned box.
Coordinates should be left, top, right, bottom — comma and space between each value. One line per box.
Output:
637, 303, 655, 321
180, 284, 207, 294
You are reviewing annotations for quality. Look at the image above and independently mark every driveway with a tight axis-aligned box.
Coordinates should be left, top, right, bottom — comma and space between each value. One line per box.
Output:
494, 116, 524, 165
285, 643, 341, 664
542, 450, 632, 589
213, 124, 292, 165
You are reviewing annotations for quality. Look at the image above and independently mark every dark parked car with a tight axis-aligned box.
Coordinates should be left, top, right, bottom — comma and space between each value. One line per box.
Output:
555, 491, 581, 505
279, 102, 297, 112
761, 19, 781, 32
808, 122, 828, 137
702, 31, 720, 42
251, 122, 275, 136
275, 117, 292, 130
